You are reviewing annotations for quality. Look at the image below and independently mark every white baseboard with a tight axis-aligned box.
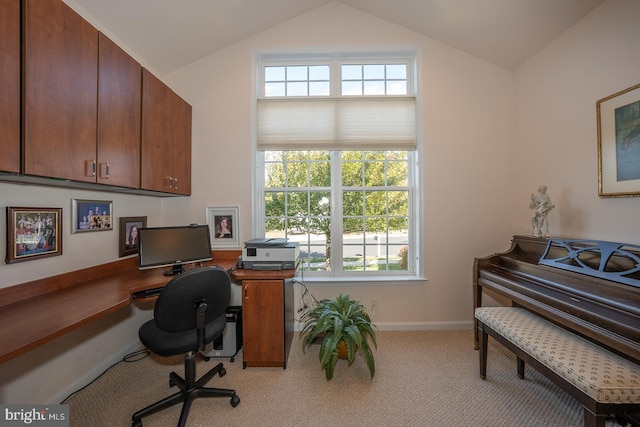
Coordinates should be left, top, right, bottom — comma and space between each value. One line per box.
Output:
294, 320, 473, 332
373, 321, 473, 331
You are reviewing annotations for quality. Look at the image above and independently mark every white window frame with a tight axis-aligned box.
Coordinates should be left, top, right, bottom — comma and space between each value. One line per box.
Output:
258, 55, 415, 99
253, 49, 422, 282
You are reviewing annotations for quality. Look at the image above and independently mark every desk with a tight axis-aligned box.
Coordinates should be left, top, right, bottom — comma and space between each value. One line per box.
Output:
0, 251, 296, 369
0, 251, 237, 364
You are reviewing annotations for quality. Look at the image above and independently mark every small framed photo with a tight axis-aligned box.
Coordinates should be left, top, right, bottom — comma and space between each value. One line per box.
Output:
206, 206, 240, 248
6, 207, 63, 264
72, 199, 113, 233
597, 82, 640, 197
119, 216, 147, 257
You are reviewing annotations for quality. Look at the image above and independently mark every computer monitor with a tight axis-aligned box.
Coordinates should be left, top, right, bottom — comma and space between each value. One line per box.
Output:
138, 224, 213, 276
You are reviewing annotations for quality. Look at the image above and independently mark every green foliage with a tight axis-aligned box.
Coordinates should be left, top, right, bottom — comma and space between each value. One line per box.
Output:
264, 150, 409, 236
300, 293, 377, 380
265, 150, 411, 270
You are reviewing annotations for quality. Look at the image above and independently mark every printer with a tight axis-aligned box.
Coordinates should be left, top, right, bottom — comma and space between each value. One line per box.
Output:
242, 238, 300, 270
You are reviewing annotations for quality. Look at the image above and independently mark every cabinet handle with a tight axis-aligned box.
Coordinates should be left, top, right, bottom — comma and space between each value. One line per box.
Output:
99, 162, 110, 179
165, 177, 178, 189
244, 284, 249, 300
85, 160, 96, 177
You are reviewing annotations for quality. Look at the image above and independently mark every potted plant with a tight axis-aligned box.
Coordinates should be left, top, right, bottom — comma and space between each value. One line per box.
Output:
300, 293, 377, 380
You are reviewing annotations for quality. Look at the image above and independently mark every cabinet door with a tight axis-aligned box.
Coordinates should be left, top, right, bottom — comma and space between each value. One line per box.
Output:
97, 32, 141, 188
242, 280, 285, 366
0, 0, 20, 173
168, 92, 192, 195
23, 0, 98, 181
141, 69, 192, 195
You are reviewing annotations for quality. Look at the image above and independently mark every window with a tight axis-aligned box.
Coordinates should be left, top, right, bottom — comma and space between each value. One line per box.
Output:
256, 51, 418, 278
341, 63, 408, 95
264, 65, 330, 97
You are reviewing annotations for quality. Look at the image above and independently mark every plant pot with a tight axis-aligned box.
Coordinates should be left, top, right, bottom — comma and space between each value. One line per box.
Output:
337, 340, 348, 359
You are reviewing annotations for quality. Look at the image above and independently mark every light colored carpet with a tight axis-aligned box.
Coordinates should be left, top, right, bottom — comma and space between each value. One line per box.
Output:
65, 330, 621, 426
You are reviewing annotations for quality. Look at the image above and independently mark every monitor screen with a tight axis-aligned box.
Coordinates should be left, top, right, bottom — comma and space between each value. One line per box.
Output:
138, 225, 212, 275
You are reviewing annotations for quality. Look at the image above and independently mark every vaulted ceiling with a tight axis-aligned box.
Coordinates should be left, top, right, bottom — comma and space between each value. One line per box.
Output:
72, 0, 604, 75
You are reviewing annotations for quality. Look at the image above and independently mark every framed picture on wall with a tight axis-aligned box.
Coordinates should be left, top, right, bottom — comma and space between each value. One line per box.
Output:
206, 206, 240, 248
119, 216, 147, 257
597, 82, 640, 197
6, 207, 63, 264
72, 199, 113, 232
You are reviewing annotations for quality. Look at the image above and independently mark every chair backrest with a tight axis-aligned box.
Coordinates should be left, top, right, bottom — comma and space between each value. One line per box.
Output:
153, 266, 231, 333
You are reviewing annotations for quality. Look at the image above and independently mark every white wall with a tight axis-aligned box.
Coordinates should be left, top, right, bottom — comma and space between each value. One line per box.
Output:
513, 0, 640, 244
163, 2, 515, 325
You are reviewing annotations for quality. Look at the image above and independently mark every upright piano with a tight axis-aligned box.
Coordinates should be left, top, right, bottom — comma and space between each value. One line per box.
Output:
473, 235, 640, 365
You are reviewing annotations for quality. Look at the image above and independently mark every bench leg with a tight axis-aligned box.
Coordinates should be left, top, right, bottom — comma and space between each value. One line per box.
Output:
478, 323, 487, 379
516, 356, 524, 379
583, 408, 606, 427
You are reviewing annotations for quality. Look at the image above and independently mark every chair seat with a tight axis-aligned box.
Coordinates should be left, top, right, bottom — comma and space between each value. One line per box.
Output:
139, 315, 227, 357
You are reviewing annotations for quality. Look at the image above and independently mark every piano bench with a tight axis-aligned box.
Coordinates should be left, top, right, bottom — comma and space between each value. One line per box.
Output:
475, 306, 640, 427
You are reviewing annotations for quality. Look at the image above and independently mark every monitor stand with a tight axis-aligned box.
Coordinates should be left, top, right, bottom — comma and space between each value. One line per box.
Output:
164, 263, 184, 276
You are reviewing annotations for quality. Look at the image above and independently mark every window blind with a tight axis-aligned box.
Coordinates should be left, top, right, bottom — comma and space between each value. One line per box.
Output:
257, 97, 416, 151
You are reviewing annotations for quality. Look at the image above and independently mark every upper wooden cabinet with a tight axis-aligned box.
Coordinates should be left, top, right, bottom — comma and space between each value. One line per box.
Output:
23, 0, 143, 189
9, 0, 191, 196
23, 0, 98, 182
141, 69, 192, 196
0, 0, 21, 173
97, 32, 142, 188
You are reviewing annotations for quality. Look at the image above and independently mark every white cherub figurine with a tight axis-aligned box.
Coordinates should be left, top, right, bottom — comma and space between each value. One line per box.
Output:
529, 185, 555, 238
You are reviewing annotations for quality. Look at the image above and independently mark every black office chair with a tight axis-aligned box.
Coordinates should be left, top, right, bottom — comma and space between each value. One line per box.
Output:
132, 266, 240, 427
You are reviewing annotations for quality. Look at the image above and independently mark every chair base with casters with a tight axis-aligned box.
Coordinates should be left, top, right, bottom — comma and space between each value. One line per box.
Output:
131, 352, 240, 427
131, 266, 241, 427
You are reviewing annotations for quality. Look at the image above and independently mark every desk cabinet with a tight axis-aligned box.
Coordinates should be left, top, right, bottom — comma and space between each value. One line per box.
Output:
0, 0, 20, 173
238, 277, 294, 368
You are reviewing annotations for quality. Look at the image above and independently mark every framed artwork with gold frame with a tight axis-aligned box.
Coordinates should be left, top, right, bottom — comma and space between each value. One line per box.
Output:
597, 82, 640, 197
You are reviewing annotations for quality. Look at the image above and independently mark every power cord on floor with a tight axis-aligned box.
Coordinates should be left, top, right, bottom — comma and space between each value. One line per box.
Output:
123, 349, 150, 362
60, 347, 150, 404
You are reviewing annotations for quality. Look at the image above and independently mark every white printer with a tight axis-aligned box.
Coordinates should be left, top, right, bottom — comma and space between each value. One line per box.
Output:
242, 238, 300, 270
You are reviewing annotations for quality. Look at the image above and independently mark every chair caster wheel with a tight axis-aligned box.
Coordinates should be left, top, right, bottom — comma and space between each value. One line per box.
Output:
169, 379, 175, 387
230, 394, 240, 407
204, 356, 211, 361
219, 367, 226, 377
230, 357, 235, 362
132, 418, 142, 427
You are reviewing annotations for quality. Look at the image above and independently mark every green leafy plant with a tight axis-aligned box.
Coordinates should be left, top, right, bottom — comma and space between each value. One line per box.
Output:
300, 293, 377, 380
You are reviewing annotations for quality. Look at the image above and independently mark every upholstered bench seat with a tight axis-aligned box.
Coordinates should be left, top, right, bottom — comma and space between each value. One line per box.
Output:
475, 306, 640, 426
